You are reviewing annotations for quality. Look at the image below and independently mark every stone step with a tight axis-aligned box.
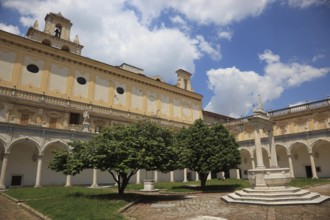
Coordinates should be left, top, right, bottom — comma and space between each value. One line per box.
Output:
222, 194, 330, 205
236, 189, 310, 198
243, 187, 300, 194
227, 191, 321, 202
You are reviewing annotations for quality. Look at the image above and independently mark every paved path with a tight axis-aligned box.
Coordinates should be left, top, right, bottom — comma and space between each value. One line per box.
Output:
123, 184, 330, 220
0, 193, 41, 220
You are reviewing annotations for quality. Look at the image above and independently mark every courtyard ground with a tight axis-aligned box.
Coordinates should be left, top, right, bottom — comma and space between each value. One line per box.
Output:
0, 183, 329, 220
123, 184, 330, 220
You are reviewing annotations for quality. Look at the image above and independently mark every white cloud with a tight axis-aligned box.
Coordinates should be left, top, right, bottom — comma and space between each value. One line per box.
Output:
170, 15, 190, 32
129, 0, 272, 26
218, 30, 233, 41
312, 53, 325, 62
2, 0, 203, 83
195, 35, 221, 61
0, 23, 21, 35
205, 50, 330, 117
285, 0, 330, 8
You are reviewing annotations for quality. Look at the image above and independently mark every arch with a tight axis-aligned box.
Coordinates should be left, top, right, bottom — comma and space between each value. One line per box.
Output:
42, 39, 51, 46
41, 140, 70, 186
289, 141, 310, 154
61, 45, 70, 52
311, 139, 330, 152
289, 141, 311, 178
8, 137, 41, 154
275, 144, 289, 168
43, 140, 70, 153
310, 139, 330, 177
54, 24, 62, 37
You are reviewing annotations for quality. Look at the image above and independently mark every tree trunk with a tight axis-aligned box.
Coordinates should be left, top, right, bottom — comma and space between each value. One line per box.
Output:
199, 172, 208, 189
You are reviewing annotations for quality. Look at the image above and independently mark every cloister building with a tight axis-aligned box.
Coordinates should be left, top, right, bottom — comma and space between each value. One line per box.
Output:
0, 12, 329, 189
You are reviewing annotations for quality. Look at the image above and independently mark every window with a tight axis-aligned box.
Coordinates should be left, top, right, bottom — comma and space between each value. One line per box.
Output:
54, 24, 62, 38
69, 113, 80, 124
11, 175, 22, 186
26, 64, 39, 73
49, 118, 57, 129
316, 167, 321, 172
116, 87, 124, 94
77, 77, 87, 85
20, 113, 29, 125
184, 79, 188, 90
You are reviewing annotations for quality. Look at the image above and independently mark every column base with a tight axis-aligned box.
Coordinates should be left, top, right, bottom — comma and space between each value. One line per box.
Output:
0, 185, 6, 190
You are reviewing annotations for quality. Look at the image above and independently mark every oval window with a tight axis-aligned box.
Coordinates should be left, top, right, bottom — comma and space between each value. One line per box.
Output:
26, 64, 39, 73
77, 77, 87, 85
116, 87, 124, 94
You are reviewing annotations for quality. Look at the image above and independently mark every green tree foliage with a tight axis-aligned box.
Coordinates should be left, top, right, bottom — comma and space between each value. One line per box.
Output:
49, 120, 178, 194
177, 119, 241, 189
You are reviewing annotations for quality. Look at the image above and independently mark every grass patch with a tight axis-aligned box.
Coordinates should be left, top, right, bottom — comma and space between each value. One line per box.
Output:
289, 178, 330, 188
5, 186, 137, 220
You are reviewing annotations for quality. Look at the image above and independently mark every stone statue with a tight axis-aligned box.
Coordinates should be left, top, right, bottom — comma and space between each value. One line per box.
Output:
83, 109, 89, 124
33, 20, 39, 30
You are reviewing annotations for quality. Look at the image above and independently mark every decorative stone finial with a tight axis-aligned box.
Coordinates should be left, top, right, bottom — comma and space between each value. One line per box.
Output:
33, 20, 39, 30
258, 94, 263, 111
74, 35, 80, 44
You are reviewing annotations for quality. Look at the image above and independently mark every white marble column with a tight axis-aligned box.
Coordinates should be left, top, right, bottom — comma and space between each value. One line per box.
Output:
253, 126, 265, 168
236, 169, 241, 179
170, 171, 174, 182
268, 130, 278, 168
65, 175, 72, 187
34, 155, 43, 187
0, 153, 9, 189
183, 168, 188, 182
251, 157, 256, 169
195, 171, 199, 181
287, 154, 295, 178
136, 170, 140, 184
91, 168, 99, 188
309, 153, 318, 179
154, 170, 158, 182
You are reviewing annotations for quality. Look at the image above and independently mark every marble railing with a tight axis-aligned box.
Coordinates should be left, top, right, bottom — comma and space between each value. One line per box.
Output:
225, 98, 330, 126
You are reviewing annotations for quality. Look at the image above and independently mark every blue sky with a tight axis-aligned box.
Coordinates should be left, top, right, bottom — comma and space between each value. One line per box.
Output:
1, 0, 330, 117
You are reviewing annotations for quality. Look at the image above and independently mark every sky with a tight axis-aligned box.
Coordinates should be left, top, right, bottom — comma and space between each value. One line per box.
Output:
1, 0, 330, 118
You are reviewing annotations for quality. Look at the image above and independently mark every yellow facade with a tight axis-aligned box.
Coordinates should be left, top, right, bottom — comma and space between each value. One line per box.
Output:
0, 13, 203, 133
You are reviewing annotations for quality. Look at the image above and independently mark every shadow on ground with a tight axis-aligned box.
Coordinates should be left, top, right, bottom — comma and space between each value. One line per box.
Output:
172, 184, 241, 193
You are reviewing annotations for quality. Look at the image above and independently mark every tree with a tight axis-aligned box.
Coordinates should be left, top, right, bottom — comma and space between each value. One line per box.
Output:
177, 119, 241, 189
49, 120, 178, 194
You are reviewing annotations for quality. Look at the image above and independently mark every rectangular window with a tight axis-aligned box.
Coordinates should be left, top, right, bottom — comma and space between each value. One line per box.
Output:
20, 113, 29, 125
49, 118, 57, 128
316, 167, 321, 172
69, 113, 80, 125
11, 175, 22, 186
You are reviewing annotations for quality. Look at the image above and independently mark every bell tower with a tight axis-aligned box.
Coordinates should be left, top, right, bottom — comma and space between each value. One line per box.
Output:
176, 69, 192, 91
26, 12, 83, 55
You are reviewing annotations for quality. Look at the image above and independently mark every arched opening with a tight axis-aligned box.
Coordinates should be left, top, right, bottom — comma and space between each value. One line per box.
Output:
42, 141, 70, 185
311, 139, 330, 178
7, 139, 40, 187
54, 24, 62, 38
290, 142, 310, 178
276, 145, 289, 168
42, 39, 51, 46
239, 149, 252, 179
61, 45, 70, 52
